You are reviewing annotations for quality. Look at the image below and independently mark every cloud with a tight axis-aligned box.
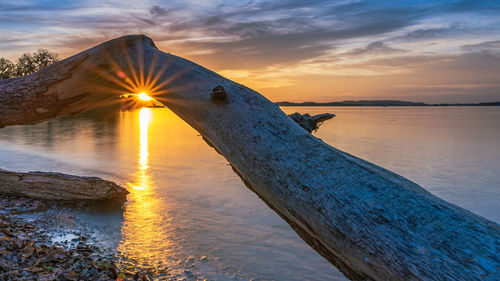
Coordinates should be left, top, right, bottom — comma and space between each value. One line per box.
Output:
149, 5, 170, 16
0, 0, 499, 102
391, 26, 463, 41
0, 1, 84, 12
462, 40, 500, 52
0, 0, 493, 65
344, 41, 405, 56
448, 0, 500, 13
162, 4, 430, 69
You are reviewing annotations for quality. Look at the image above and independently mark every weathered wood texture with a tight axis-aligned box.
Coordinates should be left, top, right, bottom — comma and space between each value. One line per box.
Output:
0, 35, 499, 280
0, 169, 128, 202
288, 112, 335, 133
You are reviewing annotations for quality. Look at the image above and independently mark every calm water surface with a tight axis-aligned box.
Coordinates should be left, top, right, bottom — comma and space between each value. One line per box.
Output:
0, 106, 499, 280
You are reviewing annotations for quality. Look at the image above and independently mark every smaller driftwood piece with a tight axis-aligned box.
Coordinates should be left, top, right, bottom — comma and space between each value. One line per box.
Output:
288, 112, 335, 133
0, 169, 128, 203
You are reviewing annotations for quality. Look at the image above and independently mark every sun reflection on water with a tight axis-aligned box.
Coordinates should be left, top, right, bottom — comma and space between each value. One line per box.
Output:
138, 108, 150, 173
118, 108, 173, 275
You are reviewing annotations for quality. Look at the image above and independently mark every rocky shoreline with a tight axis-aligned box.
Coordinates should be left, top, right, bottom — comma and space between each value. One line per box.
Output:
0, 195, 148, 281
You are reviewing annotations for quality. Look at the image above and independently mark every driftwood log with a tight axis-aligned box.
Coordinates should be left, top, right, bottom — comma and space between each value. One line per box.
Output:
0, 169, 128, 203
288, 112, 335, 133
0, 35, 499, 280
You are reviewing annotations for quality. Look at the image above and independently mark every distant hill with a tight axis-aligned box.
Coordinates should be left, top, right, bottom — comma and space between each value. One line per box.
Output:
276, 100, 500, 106
475, 101, 500, 106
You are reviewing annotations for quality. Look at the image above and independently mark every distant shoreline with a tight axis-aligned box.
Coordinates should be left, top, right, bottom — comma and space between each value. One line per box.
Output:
276, 100, 500, 106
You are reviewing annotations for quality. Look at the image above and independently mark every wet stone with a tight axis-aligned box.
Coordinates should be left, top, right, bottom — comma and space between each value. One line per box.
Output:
63, 271, 78, 281
0, 195, 151, 281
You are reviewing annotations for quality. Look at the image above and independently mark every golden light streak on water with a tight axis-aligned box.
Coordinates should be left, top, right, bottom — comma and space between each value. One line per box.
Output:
138, 108, 151, 173
118, 108, 173, 275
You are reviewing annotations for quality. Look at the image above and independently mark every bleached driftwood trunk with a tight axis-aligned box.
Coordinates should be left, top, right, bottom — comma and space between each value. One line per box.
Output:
0, 35, 499, 280
0, 169, 128, 202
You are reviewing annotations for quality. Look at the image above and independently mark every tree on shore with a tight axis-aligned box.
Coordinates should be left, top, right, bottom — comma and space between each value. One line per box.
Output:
0, 58, 15, 79
0, 49, 58, 79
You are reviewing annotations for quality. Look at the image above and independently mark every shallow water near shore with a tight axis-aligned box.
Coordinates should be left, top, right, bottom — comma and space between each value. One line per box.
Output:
0, 106, 499, 280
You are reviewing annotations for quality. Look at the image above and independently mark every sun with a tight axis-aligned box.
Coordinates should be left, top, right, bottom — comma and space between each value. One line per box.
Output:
137, 92, 153, 101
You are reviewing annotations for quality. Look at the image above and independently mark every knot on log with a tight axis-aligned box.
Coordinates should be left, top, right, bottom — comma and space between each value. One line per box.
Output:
211, 86, 227, 102
289, 112, 335, 133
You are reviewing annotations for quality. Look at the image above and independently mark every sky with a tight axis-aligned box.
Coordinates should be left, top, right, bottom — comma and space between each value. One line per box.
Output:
1, 0, 500, 103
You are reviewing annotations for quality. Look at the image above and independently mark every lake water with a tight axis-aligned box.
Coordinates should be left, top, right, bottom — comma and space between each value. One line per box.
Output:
0, 106, 499, 280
